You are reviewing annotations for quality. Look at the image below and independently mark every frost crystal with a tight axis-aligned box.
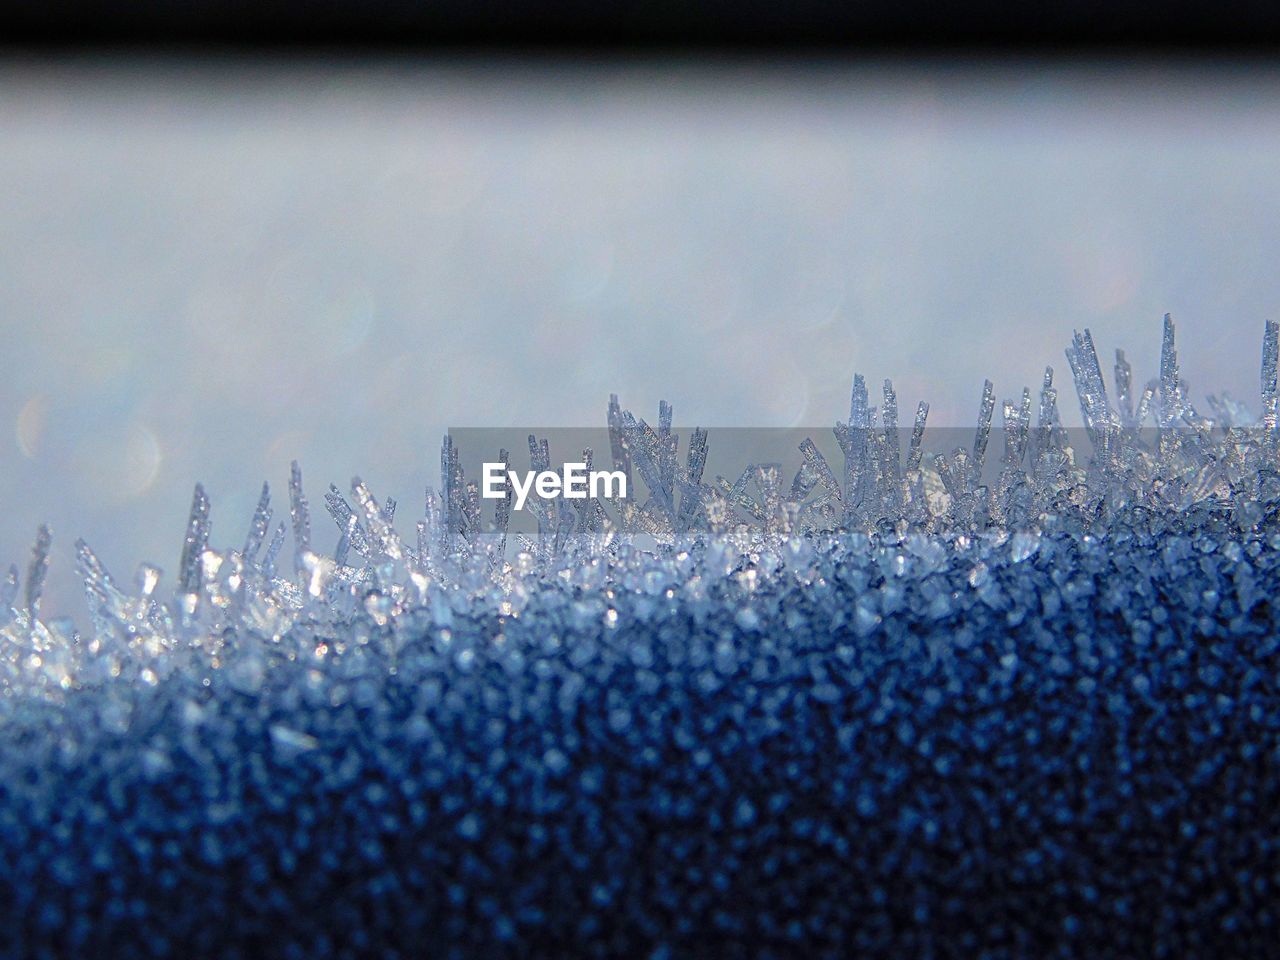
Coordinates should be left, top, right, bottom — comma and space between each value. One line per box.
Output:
1, 318, 1280, 957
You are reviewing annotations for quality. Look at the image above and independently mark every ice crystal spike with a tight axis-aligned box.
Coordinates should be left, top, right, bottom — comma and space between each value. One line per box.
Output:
606, 392, 634, 487
352, 477, 404, 562
262, 521, 286, 578
177, 483, 210, 596
906, 400, 929, 472
1262, 320, 1278, 440
1066, 328, 1116, 442
971, 378, 995, 482
24, 523, 51, 620
1159, 312, 1180, 416
491, 449, 513, 541
1081, 329, 1109, 416
849, 372, 869, 427
288, 459, 312, 573
1001, 389, 1032, 471
677, 427, 710, 531
880, 379, 902, 511
1156, 313, 1183, 460
75, 539, 119, 602
1034, 366, 1063, 457
242, 481, 272, 566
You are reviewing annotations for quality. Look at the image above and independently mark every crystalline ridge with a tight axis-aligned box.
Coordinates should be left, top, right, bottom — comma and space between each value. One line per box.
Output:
0, 317, 1278, 957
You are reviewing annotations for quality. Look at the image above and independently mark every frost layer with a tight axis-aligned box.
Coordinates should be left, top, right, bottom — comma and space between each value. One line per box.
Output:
1, 317, 1279, 958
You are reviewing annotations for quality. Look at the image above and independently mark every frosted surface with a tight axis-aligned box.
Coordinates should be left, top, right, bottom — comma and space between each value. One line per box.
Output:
0, 320, 1277, 956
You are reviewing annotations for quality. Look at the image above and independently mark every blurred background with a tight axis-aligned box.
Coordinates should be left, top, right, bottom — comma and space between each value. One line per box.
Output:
2, 56, 1280, 614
